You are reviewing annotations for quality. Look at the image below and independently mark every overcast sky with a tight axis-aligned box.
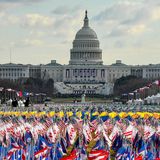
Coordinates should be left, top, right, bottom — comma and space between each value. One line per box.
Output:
0, 0, 160, 65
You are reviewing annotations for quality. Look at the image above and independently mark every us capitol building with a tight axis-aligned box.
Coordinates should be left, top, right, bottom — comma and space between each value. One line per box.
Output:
0, 11, 160, 95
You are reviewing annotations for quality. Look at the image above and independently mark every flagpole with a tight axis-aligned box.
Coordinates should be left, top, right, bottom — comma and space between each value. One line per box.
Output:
31, 138, 34, 160
0, 146, 2, 160
79, 114, 83, 160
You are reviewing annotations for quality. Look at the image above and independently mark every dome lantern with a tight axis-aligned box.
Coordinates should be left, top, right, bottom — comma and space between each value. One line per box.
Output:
84, 10, 89, 28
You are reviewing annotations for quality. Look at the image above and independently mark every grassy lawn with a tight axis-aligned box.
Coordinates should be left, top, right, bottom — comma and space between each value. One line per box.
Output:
52, 97, 112, 103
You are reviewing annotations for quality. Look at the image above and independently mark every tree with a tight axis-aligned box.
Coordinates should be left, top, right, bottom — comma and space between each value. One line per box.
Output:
0, 78, 54, 98
113, 76, 151, 96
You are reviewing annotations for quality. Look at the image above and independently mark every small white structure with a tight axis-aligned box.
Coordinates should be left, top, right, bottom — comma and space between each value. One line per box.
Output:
134, 98, 144, 105
81, 93, 86, 103
7, 99, 12, 106
18, 100, 24, 107
145, 93, 160, 105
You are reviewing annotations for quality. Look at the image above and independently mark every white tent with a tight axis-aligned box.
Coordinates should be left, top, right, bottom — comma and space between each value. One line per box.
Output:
154, 93, 160, 105
145, 96, 152, 104
145, 93, 160, 105
134, 98, 144, 105
127, 100, 133, 105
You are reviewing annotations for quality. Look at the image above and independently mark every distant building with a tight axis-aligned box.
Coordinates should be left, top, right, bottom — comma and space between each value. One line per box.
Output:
0, 11, 160, 95
107, 60, 131, 83
0, 63, 29, 81
57, 11, 113, 95
29, 64, 41, 79
41, 60, 63, 82
131, 64, 160, 80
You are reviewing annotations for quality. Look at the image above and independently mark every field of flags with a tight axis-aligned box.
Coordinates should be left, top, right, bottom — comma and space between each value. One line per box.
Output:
0, 105, 159, 160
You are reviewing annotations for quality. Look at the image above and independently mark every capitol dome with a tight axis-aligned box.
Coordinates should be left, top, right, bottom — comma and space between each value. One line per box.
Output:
75, 24, 98, 40
69, 11, 103, 65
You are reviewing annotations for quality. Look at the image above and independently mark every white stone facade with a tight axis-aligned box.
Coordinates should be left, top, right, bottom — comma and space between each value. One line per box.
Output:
107, 60, 131, 83
0, 63, 29, 81
41, 60, 63, 82
131, 64, 160, 80
29, 65, 41, 79
63, 65, 107, 83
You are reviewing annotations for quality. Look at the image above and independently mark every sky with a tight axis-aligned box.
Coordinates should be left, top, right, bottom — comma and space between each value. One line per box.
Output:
0, 0, 160, 65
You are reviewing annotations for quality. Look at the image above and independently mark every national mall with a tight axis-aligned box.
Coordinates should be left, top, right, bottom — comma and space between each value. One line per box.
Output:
0, 11, 160, 95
